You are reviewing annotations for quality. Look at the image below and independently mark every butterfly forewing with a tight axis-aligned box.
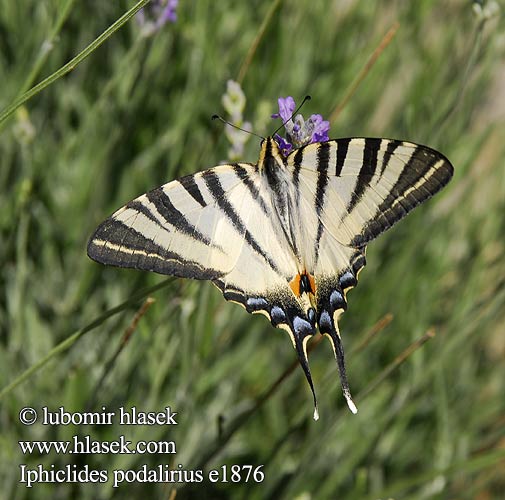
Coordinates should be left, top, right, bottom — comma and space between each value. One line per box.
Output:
89, 165, 241, 280
88, 162, 301, 298
289, 138, 454, 251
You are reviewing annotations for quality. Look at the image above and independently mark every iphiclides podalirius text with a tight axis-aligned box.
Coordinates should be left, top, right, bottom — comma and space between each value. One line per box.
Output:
88, 135, 453, 420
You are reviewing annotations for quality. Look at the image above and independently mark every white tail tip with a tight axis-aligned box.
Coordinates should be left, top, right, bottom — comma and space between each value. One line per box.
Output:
346, 397, 358, 414
313, 406, 320, 421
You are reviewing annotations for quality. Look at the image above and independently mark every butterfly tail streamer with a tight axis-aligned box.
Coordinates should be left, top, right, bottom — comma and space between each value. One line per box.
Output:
290, 319, 319, 420
323, 323, 358, 415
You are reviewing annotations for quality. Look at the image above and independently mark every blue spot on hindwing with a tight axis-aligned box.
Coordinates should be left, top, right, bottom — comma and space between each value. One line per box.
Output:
339, 271, 357, 290
270, 306, 287, 325
293, 316, 313, 336
318, 310, 332, 333
246, 297, 269, 312
330, 290, 347, 311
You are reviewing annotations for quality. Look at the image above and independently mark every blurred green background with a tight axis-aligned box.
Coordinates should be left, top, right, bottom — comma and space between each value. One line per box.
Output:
1, 0, 504, 498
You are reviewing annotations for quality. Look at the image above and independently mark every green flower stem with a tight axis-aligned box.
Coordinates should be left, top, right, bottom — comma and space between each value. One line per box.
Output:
236, 0, 283, 85
0, 0, 151, 129
329, 22, 400, 124
18, 0, 76, 98
374, 448, 505, 500
356, 328, 436, 403
0, 278, 172, 401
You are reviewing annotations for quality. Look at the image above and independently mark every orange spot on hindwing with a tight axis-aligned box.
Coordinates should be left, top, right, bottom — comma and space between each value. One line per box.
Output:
289, 271, 316, 297
289, 274, 301, 296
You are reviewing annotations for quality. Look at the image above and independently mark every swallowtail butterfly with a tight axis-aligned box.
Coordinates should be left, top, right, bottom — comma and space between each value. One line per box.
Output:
88, 134, 453, 419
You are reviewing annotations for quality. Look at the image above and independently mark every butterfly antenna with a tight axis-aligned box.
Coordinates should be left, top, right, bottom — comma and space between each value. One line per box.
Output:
211, 115, 264, 140
272, 95, 312, 137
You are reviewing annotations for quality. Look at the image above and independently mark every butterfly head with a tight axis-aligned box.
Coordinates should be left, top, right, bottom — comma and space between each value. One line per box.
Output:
258, 136, 287, 173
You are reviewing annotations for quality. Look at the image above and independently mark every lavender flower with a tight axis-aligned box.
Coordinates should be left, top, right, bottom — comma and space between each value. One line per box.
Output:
272, 96, 330, 155
222, 80, 252, 161
137, 0, 178, 37
472, 0, 499, 21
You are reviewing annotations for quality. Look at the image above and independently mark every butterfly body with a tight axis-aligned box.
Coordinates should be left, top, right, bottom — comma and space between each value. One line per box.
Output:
88, 135, 453, 419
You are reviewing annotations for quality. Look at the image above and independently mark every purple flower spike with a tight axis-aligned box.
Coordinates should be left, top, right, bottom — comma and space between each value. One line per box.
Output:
163, 0, 179, 23
272, 96, 331, 155
137, 0, 179, 36
271, 96, 296, 122
309, 114, 330, 142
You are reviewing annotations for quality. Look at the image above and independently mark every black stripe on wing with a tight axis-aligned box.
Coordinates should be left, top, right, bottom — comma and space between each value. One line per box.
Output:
292, 147, 304, 189
335, 138, 351, 176
202, 169, 282, 274
292, 147, 304, 207
178, 174, 207, 207
314, 142, 331, 257
146, 188, 213, 245
380, 139, 402, 175
232, 163, 271, 216
346, 138, 381, 212
126, 199, 164, 227
351, 143, 454, 247
87, 219, 222, 280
